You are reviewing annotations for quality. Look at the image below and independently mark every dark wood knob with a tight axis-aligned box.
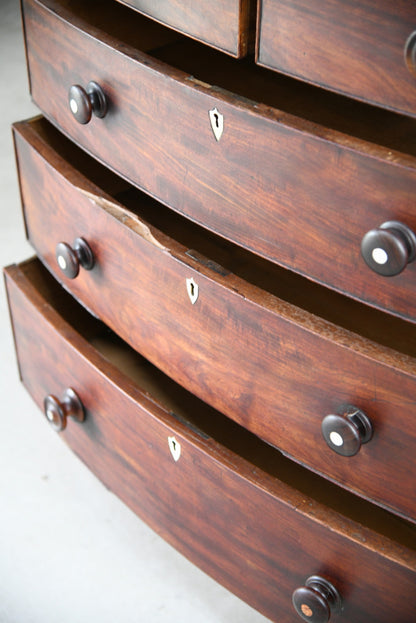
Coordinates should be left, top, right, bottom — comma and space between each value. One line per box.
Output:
68, 81, 107, 124
322, 404, 373, 457
292, 576, 342, 623
43, 388, 85, 432
405, 31, 416, 77
55, 237, 94, 279
361, 220, 416, 276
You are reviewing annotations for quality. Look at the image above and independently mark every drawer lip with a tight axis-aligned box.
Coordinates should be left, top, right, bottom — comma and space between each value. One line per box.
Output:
4, 258, 416, 623
14, 116, 416, 525
22, 0, 416, 324
256, 0, 416, 119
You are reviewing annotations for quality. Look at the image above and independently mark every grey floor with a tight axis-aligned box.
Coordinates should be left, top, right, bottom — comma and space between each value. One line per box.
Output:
0, 2, 270, 621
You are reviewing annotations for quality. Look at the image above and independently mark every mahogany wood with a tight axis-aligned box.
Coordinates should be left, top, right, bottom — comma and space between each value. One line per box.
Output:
113, 0, 256, 57
14, 117, 416, 523
256, 0, 416, 118
4, 258, 416, 623
21, 0, 416, 323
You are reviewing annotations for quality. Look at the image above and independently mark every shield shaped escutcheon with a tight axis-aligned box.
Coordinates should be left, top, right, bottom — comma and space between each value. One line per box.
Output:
168, 436, 181, 462
186, 277, 199, 304
209, 107, 224, 141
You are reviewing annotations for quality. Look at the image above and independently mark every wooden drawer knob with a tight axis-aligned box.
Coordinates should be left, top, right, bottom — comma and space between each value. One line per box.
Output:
55, 238, 94, 279
43, 388, 85, 432
322, 404, 373, 457
68, 81, 107, 124
405, 31, 416, 77
292, 576, 342, 623
361, 220, 416, 276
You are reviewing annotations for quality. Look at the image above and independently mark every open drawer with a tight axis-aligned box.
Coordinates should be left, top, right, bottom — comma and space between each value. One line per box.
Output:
4, 257, 416, 623
22, 0, 416, 323
13, 116, 416, 524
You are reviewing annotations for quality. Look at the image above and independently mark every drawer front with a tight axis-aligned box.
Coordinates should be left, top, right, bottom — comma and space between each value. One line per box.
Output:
257, 0, 416, 118
22, 0, 416, 323
4, 259, 416, 623
113, 0, 255, 57
15, 117, 416, 523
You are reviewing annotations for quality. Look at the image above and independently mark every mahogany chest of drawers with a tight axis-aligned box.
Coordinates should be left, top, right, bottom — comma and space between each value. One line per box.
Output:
5, 0, 416, 621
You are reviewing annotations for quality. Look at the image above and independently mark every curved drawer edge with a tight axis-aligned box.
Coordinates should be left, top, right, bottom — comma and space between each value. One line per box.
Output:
22, 0, 416, 324
4, 259, 416, 623
14, 116, 416, 524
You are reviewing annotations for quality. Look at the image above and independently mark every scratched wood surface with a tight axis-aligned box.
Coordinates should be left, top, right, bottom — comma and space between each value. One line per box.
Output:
22, 0, 416, 323
257, 0, 416, 118
4, 258, 416, 623
114, 0, 256, 57
14, 117, 416, 523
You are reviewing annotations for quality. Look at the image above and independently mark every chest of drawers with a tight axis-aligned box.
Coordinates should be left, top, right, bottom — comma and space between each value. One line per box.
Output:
5, 0, 416, 621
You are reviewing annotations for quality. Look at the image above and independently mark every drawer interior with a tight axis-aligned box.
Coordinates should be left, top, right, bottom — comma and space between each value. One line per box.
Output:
26, 117, 416, 360
41, 0, 416, 157
14, 256, 416, 551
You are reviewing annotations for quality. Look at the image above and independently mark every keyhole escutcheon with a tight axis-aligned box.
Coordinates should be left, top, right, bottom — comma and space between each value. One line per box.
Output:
186, 277, 199, 304
209, 107, 224, 141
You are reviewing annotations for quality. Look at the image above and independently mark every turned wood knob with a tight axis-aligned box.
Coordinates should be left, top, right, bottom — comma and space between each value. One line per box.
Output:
55, 237, 94, 279
405, 31, 416, 77
361, 221, 416, 276
68, 81, 107, 124
322, 404, 373, 457
43, 388, 85, 432
292, 576, 342, 623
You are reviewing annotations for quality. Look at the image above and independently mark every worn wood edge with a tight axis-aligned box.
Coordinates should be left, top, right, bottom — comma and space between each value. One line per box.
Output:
30, 0, 416, 171
237, 0, 257, 57
15, 116, 416, 382
4, 258, 416, 569
14, 118, 167, 252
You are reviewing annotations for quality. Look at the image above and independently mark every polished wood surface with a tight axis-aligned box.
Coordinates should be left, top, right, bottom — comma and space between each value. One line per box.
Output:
22, 0, 416, 323
256, 0, 416, 118
114, 0, 256, 57
4, 258, 416, 623
14, 117, 416, 523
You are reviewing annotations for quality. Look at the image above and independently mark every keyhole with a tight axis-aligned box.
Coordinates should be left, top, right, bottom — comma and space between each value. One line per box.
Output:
168, 436, 181, 461
208, 107, 224, 141
186, 277, 199, 304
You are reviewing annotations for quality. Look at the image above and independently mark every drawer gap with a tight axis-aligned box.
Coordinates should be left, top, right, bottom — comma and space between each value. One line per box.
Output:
13, 257, 416, 550
23, 117, 416, 360
43, 0, 416, 157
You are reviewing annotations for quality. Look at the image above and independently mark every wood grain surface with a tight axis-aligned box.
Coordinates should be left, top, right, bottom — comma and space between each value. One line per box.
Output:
257, 0, 416, 118
4, 258, 416, 623
14, 117, 416, 523
22, 0, 416, 323
114, 0, 256, 57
